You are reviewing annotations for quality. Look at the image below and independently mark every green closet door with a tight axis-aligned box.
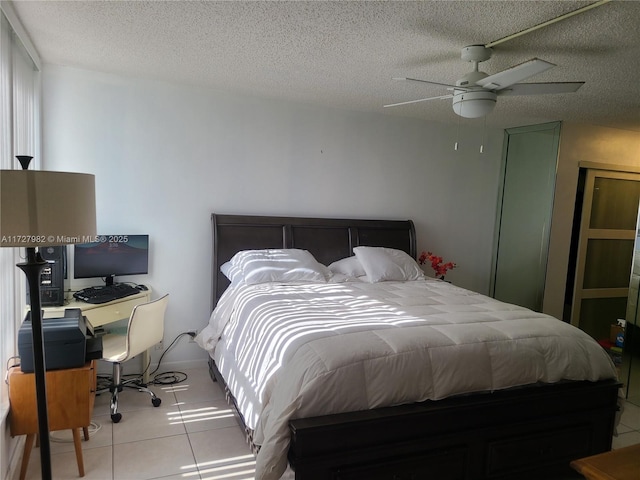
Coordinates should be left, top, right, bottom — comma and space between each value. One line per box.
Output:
492, 122, 560, 311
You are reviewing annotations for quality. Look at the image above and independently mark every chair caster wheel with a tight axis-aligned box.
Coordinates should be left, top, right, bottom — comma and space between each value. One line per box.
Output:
152, 397, 161, 407
111, 413, 122, 423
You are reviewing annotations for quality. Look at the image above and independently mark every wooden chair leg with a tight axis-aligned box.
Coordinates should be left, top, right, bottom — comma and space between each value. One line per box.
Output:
19, 434, 35, 480
82, 426, 89, 441
71, 428, 85, 477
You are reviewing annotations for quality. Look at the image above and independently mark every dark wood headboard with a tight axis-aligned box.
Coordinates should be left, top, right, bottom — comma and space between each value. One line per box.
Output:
211, 214, 416, 310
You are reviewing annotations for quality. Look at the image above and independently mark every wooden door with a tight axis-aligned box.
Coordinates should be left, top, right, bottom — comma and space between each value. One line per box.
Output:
571, 170, 640, 341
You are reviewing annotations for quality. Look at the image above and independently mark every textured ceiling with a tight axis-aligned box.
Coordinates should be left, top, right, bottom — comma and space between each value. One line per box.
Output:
9, 0, 640, 131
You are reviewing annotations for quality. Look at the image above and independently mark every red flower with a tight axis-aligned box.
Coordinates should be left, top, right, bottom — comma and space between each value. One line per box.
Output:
418, 251, 456, 279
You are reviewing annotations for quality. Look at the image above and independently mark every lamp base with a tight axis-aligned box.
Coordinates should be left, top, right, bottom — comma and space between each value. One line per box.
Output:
17, 247, 52, 480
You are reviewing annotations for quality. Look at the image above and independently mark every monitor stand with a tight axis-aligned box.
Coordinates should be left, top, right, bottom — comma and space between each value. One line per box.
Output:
105, 275, 115, 286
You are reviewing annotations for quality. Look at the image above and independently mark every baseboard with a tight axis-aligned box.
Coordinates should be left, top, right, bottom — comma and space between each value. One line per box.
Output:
4, 435, 24, 480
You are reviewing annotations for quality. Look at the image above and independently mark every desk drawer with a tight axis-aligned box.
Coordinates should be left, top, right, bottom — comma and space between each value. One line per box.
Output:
84, 297, 144, 327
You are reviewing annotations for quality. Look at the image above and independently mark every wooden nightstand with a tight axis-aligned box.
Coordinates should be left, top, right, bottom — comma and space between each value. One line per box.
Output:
570, 444, 640, 480
8, 361, 97, 479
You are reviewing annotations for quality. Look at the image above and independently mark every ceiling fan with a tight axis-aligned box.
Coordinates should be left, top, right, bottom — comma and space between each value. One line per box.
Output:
384, 0, 610, 118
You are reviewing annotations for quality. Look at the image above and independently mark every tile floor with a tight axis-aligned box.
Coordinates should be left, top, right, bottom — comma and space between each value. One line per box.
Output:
14, 363, 640, 480
16, 364, 256, 480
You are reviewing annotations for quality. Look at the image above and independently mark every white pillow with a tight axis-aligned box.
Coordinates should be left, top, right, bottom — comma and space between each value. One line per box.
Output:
220, 261, 242, 283
224, 249, 329, 285
328, 256, 366, 278
353, 246, 425, 283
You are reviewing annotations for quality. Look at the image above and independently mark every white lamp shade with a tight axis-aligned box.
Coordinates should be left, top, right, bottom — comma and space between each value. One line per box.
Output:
1, 170, 96, 247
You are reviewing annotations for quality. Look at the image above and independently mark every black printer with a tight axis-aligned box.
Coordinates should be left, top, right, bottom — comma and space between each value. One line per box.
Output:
18, 308, 101, 372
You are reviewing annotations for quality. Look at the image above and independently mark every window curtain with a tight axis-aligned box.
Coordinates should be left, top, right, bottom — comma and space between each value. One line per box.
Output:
0, 5, 41, 413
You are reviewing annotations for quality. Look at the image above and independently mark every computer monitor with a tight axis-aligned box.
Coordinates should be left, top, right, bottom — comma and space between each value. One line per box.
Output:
74, 235, 149, 286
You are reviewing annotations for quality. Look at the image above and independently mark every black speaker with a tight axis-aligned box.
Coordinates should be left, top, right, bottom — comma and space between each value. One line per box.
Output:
27, 246, 67, 306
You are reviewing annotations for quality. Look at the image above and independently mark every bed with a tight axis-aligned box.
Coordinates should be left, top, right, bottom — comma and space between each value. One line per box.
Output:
197, 213, 621, 480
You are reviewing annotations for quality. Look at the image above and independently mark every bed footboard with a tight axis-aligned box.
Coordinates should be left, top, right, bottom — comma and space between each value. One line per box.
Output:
288, 380, 620, 480
209, 351, 619, 479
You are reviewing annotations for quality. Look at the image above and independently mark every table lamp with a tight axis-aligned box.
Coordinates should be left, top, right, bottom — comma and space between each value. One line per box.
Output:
0, 156, 96, 480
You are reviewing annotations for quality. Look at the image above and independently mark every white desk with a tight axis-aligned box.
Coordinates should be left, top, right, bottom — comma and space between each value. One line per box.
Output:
39, 289, 153, 383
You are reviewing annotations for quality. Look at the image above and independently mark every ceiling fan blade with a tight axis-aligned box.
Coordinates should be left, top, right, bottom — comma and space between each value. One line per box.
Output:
394, 77, 460, 89
384, 94, 453, 108
497, 82, 585, 96
476, 58, 555, 90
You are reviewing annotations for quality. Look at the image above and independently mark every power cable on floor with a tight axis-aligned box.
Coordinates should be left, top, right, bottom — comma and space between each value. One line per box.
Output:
96, 331, 194, 389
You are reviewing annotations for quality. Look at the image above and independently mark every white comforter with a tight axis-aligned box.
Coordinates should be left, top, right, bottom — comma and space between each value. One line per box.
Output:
197, 279, 617, 480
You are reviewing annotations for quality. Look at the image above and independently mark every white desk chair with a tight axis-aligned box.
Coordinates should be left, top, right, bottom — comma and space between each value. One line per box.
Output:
100, 294, 169, 423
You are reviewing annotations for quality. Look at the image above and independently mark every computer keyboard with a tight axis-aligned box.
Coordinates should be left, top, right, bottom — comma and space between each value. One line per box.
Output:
73, 283, 140, 304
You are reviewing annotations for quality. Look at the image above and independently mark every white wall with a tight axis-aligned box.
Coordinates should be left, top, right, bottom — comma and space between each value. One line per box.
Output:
41, 65, 504, 369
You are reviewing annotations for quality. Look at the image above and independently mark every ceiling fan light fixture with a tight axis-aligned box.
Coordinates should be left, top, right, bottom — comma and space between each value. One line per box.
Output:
452, 91, 497, 118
